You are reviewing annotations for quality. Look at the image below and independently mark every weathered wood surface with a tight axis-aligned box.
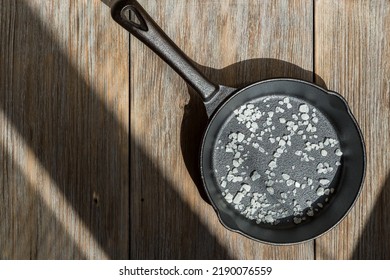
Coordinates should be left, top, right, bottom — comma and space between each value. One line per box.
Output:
315, 0, 390, 259
0, 0, 129, 259
1, 0, 389, 260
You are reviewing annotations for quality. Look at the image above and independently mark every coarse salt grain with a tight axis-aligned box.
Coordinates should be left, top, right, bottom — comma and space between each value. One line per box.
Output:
237, 133, 245, 142
268, 160, 277, 169
293, 217, 302, 224
266, 187, 274, 195
265, 215, 274, 223
240, 184, 251, 193
301, 113, 309, 120
250, 170, 261, 181
316, 187, 325, 196
233, 192, 244, 204
299, 104, 309, 113
319, 179, 330, 185
286, 179, 294, 186
335, 148, 343, 156
265, 180, 274, 186
225, 193, 233, 203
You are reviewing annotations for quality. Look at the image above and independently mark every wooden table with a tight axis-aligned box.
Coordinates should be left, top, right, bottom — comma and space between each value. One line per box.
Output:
0, 0, 389, 259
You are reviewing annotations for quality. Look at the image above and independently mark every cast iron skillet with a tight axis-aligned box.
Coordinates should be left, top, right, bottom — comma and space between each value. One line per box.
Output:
111, 0, 366, 244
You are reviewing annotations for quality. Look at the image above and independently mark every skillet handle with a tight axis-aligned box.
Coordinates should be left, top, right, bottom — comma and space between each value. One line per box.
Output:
111, 0, 218, 102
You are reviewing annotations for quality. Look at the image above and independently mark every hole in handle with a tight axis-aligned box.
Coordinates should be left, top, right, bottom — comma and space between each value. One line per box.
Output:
120, 5, 148, 31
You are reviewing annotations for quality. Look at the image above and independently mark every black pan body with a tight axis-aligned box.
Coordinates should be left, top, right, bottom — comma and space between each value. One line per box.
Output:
200, 78, 365, 244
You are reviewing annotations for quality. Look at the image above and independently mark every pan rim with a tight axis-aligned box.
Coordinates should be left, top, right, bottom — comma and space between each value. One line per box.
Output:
199, 77, 366, 245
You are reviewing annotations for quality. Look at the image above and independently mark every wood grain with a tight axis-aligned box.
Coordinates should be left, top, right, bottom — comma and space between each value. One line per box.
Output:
2, 0, 387, 260
315, 0, 390, 259
0, 0, 129, 259
130, 0, 314, 259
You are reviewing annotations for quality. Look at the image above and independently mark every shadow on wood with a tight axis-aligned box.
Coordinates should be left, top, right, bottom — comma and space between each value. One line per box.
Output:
352, 172, 390, 259
0, 150, 87, 259
0, 0, 231, 259
180, 58, 327, 204
0, 0, 129, 259
130, 136, 232, 259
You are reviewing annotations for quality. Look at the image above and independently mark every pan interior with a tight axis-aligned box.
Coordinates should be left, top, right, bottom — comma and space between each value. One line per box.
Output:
201, 79, 365, 243
212, 95, 341, 228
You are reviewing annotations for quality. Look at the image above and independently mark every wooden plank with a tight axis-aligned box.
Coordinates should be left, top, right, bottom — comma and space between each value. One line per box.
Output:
130, 0, 314, 259
315, 0, 390, 259
0, 0, 129, 259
